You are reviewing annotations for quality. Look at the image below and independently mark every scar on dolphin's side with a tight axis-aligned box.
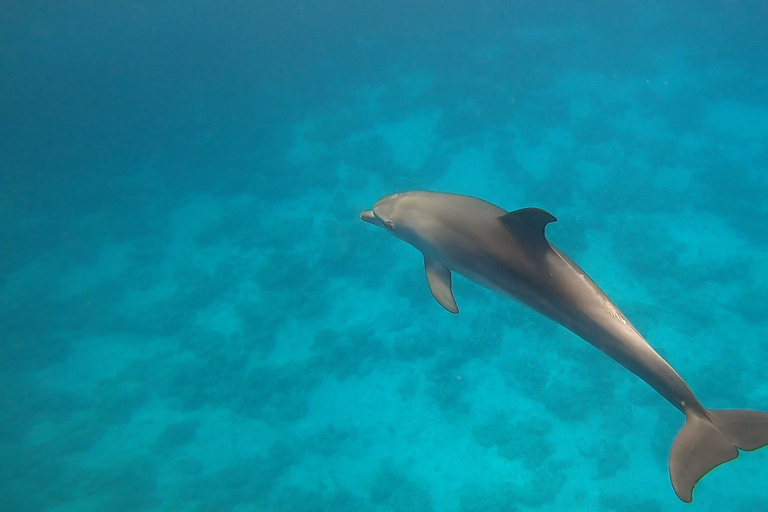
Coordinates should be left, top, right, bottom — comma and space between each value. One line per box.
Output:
361, 191, 768, 503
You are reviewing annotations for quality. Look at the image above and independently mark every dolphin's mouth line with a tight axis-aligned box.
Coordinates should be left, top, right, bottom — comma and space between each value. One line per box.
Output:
359, 209, 381, 226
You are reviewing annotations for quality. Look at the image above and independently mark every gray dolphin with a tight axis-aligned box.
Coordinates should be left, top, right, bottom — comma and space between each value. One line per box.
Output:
360, 191, 768, 502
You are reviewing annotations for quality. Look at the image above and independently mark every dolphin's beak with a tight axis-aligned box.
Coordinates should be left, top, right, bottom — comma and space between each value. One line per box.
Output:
359, 209, 382, 227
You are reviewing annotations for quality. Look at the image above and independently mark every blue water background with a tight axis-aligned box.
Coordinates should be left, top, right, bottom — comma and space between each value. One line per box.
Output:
2, 2, 768, 510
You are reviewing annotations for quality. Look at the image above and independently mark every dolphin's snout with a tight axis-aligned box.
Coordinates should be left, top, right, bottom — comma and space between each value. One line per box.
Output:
360, 209, 381, 226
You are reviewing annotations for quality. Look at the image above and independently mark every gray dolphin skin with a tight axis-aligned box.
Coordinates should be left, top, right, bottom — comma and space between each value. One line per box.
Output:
360, 191, 768, 502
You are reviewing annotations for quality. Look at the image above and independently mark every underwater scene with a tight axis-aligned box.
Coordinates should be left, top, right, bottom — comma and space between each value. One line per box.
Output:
2, 1, 768, 511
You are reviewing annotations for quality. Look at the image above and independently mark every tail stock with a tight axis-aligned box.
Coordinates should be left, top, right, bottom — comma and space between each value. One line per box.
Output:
669, 408, 768, 502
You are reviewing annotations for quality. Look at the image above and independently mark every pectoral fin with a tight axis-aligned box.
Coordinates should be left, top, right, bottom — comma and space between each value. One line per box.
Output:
424, 257, 459, 314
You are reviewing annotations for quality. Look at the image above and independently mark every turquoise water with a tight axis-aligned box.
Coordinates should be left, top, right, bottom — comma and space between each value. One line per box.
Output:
2, 2, 768, 510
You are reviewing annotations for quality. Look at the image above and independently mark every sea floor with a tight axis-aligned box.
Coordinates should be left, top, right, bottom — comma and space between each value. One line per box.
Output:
3, 33, 768, 512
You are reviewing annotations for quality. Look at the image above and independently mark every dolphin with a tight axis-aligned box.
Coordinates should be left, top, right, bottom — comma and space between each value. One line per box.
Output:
360, 191, 768, 502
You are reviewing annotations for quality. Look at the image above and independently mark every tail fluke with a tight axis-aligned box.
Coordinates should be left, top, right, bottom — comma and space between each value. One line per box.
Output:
669, 408, 768, 503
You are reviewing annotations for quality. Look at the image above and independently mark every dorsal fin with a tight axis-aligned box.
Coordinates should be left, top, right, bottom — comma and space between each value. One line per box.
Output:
498, 207, 557, 253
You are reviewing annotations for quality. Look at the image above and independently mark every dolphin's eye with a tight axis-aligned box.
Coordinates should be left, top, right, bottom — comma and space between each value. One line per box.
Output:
385, 220, 394, 230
